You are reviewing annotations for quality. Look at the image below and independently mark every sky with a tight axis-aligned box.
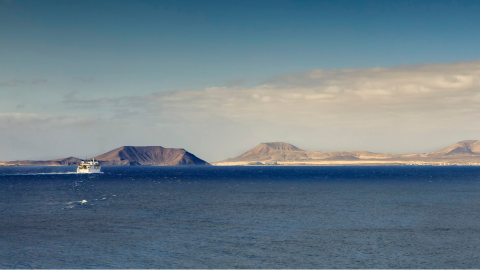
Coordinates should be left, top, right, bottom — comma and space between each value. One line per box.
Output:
1, 0, 480, 162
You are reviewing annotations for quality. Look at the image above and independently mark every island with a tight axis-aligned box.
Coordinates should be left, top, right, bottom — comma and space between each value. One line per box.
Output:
0, 146, 210, 166
213, 140, 480, 166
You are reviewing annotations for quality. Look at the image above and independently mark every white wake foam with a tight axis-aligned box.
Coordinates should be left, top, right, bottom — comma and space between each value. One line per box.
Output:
1, 172, 103, 176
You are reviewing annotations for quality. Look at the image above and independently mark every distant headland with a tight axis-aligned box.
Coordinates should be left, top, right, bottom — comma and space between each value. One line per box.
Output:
213, 140, 480, 166
0, 146, 210, 166
2, 140, 480, 166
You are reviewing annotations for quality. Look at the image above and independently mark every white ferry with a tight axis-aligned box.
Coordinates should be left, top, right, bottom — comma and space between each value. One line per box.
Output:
77, 158, 101, 174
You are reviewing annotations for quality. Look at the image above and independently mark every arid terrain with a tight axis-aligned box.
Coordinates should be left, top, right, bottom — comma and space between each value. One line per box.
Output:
213, 140, 480, 166
3, 140, 480, 166
0, 146, 210, 166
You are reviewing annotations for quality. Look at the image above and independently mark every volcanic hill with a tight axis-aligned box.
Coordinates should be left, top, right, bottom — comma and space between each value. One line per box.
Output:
94, 146, 209, 166
0, 146, 210, 166
216, 140, 480, 165
425, 140, 480, 156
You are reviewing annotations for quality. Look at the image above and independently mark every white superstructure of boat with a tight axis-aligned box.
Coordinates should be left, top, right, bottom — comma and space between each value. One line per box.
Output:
77, 158, 101, 174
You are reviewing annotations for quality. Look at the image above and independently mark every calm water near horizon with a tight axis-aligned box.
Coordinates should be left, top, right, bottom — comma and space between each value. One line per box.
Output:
1, 166, 480, 268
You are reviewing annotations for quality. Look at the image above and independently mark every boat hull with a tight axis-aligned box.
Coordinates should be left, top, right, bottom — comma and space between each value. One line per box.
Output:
77, 167, 101, 174
77, 158, 101, 173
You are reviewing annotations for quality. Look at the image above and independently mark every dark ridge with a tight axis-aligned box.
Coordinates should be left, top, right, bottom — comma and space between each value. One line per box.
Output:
1, 146, 209, 166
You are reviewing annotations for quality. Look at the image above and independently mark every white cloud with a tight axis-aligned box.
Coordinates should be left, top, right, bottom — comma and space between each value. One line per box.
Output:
141, 60, 480, 131
49, 60, 480, 161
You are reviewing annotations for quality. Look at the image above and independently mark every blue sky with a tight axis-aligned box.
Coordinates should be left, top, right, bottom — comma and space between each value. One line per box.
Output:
1, 0, 480, 161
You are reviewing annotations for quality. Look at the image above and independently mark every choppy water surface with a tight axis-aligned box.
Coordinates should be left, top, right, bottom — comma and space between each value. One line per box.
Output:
1, 166, 480, 268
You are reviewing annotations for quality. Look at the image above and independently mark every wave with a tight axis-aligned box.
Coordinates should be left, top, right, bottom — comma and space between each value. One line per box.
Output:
64, 199, 89, 209
66, 199, 88, 205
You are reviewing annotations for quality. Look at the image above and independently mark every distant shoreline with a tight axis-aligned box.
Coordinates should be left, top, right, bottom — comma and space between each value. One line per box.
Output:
2, 163, 480, 167
212, 161, 480, 166
3, 140, 480, 167
215, 141, 480, 166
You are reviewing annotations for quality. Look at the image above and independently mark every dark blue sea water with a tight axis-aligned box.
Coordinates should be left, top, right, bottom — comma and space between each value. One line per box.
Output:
1, 166, 480, 268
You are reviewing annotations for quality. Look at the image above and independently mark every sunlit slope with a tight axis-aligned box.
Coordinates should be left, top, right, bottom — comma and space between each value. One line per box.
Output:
94, 146, 209, 166
426, 140, 480, 156
1, 146, 210, 166
217, 140, 480, 165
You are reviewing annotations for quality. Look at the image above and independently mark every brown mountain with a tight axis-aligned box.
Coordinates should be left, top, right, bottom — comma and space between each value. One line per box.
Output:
218, 140, 480, 165
0, 156, 83, 166
426, 140, 480, 156
228, 142, 306, 162
93, 146, 209, 166
0, 146, 209, 166
222, 142, 398, 162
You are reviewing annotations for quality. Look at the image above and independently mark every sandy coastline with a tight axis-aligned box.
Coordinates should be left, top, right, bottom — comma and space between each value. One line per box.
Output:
212, 160, 480, 166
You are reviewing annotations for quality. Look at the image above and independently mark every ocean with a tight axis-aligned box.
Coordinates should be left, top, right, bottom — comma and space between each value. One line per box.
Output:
1, 166, 480, 268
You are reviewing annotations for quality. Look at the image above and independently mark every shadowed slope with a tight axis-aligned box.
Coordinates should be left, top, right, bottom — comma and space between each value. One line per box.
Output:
223, 142, 305, 162
221, 142, 398, 162
4, 141, 480, 166
0, 146, 209, 166
0, 156, 83, 166
94, 146, 210, 166
427, 140, 480, 156
218, 140, 480, 164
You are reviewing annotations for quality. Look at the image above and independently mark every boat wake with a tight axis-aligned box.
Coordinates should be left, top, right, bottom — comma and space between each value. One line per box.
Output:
0, 172, 95, 176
